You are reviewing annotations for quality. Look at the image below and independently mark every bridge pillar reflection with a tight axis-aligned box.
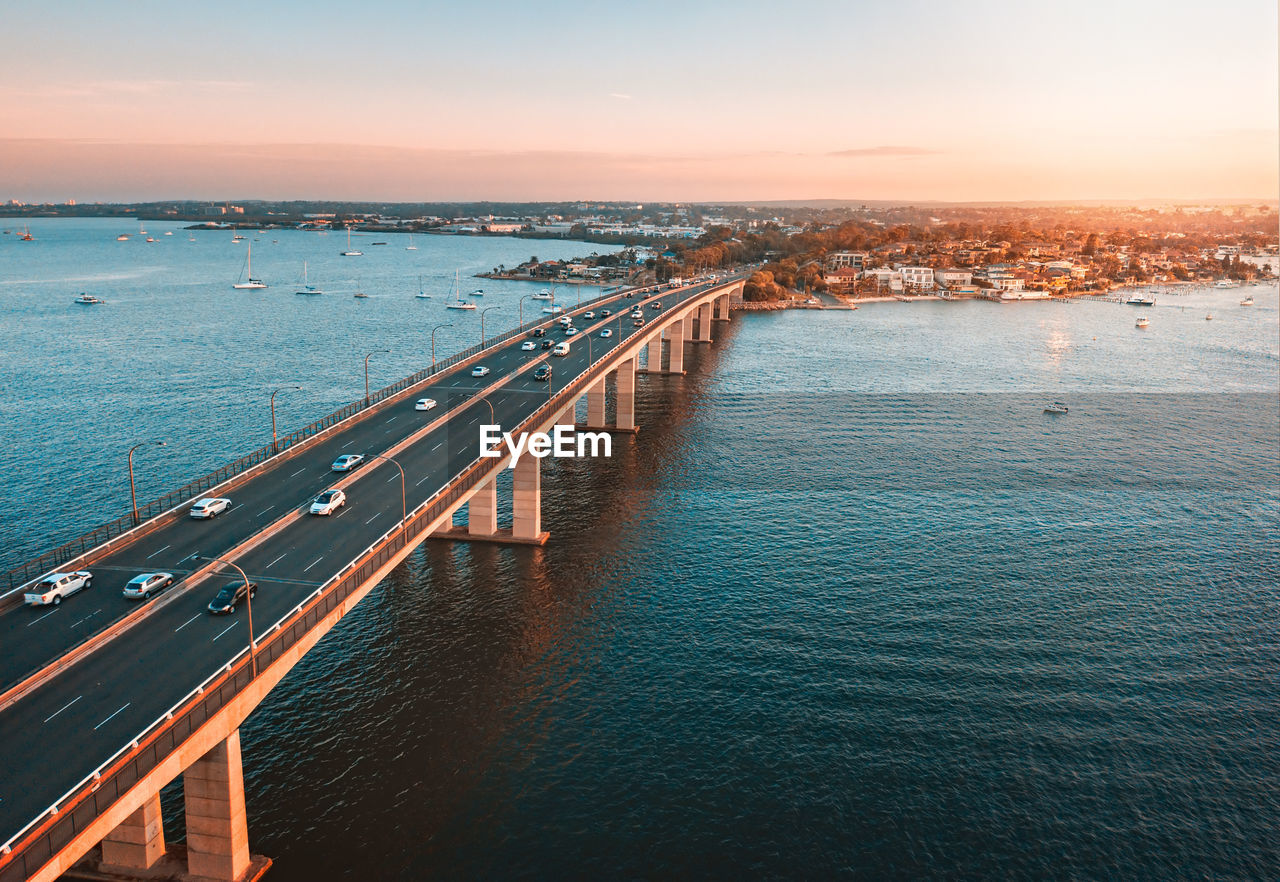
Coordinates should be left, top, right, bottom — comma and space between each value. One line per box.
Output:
468, 476, 497, 536
512, 446, 548, 544
183, 730, 250, 882
100, 793, 166, 872
694, 302, 713, 343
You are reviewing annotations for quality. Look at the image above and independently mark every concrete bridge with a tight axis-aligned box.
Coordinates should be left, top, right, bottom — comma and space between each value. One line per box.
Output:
0, 276, 743, 882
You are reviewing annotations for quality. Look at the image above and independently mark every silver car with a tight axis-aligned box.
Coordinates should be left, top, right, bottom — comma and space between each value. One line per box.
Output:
123, 572, 174, 600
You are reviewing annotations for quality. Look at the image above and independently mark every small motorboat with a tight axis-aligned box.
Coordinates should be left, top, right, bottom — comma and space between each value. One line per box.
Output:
1135, 316, 1149, 328
1205, 314, 1214, 321
116, 234, 130, 241
1125, 293, 1155, 306
73, 293, 104, 305
354, 291, 370, 299
531, 289, 554, 300
470, 289, 484, 297
1240, 296, 1254, 306
1044, 401, 1069, 414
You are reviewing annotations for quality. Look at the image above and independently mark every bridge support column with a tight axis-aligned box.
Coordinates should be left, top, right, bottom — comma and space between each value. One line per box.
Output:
645, 332, 663, 372
694, 302, 713, 342
714, 292, 731, 320
683, 312, 693, 340
587, 377, 606, 427
100, 793, 166, 872
667, 318, 685, 374
183, 730, 250, 882
468, 476, 497, 536
512, 448, 548, 544
616, 358, 636, 431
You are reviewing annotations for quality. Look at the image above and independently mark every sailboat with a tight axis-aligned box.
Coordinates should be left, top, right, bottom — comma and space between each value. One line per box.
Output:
405, 233, 417, 251
353, 277, 369, 299
295, 261, 324, 295
232, 242, 268, 289
340, 227, 363, 256
19, 225, 33, 241
415, 275, 432, 299
445, 270, 476, 310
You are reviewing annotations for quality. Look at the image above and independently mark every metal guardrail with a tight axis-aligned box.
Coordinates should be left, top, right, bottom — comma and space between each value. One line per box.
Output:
2, 281, 677, 594
0, 277, 739, 881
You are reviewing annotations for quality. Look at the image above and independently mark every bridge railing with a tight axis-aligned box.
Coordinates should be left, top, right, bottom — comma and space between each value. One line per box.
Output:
2, 280, 682, 594
0, 277, 740, 881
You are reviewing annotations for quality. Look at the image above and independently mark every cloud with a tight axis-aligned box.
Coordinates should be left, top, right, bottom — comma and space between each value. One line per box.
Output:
828, 145, 940, 157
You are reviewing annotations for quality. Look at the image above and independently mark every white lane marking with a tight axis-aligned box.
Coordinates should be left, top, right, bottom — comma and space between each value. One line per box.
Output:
93, 703, 131, 731
386, 416, 398, 422
43, 695, 81, 724
229, 503, 244, 513
342, 439, 356, 448
416, 474, 433, 486
431, 442, 443, 451
69, 609, 103, 629
365, 512, 381, 525
257, 505, 275, 517
175, 613, 200, 632
27, 609, 59, 627
266, 552, 288, 569
212, 622, 237, 642
386, 473, 400, 483
303, 556, 325, 572
290, 467, 307, 478
334, 507, 351, 519
145, 544, 171, 561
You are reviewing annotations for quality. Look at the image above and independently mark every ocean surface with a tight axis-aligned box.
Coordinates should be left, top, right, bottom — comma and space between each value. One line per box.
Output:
3, 220, 1279, 878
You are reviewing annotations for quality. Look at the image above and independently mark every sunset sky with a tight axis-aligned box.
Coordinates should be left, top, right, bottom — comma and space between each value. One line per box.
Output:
2, 0, 1276, 202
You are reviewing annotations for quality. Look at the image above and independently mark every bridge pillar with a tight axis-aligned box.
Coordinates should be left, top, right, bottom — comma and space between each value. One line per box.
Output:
100, 792, 166, 872
714, 292, 731, 320
183, 730, 250, 882
468, 475, 497, 536
616, 358, 636, 431
645, 331, 663, 372
694, 302, 713, 343
683, 312, 693, 340
587, 376, 606, 427
512, 447, 548, 543
667, 318, 685, 373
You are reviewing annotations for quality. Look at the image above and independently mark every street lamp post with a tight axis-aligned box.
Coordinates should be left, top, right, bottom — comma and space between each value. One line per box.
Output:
430, 324, 452, 368
480, 307, 501, 347
364, 349, 390, 406
366, 453, 407, 543
128, 440, 166, 526
518, 294, 533, 328
270, 386, 301, 455
194, 555, 258, 677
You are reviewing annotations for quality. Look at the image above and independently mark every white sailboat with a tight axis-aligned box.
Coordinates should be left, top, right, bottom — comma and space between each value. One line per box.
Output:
415, 274, 432, 299
340, 227, 363, 256
445, 270, 476, 310
405, 233, 417, 251
232, 242, 268, 289
353, 277, 369, 299
295, 261, 324, 295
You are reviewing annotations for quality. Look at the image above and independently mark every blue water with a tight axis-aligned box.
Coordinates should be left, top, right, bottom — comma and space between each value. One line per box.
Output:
4, 221, 1280, 878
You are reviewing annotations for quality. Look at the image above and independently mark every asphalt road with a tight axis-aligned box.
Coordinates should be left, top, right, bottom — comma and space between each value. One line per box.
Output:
0, 276, 735, 846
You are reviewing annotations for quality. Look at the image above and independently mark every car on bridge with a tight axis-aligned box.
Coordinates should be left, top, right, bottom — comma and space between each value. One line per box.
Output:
584, 311, 595, 319
122, 572, 174, 600
531, 327, 546, 337
207, 580, 257, 615
310, 489, 347, 516
650, 301, 663, 310
542, 339, 554, 349
24, 571, 92, 606
553, 342, 570, 356
601, 309, 612, 317
521, 341, 537, 351
533, 365, 552, 381
414, 398, 438, 411
332, 454, 365, 472
600, 328, 613, 338
189, 497, 231, 519
633, 318, 645, 327
565, 327, 579, 336
471, 366, 490, 378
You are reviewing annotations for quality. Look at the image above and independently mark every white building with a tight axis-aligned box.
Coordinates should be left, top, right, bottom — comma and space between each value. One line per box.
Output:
827, 251, 867, 271
899, 266, 935, 289
934, 269, 973, 289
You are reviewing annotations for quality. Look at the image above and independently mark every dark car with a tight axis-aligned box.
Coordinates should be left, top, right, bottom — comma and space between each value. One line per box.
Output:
542, 339, 554, 349
207, 581, 258, 615
650, 301, 663, 310
531, 327, 546, 337
533, 365, 552, 381
625, 292, 635, 298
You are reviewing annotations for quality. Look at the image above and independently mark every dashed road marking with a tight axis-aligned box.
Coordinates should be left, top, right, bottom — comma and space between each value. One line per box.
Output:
93, 703, 131, 731
145, 544, 171, 560
43, 695, 81, 724
265, 553, 288, 569
175, 614, 200, 632
290, 467, 307, 478
257, 505, 275, 517
365, 512, 381, 525
27, 609, 59, 627
303, 556, 325, 573
212, 622, 237, 642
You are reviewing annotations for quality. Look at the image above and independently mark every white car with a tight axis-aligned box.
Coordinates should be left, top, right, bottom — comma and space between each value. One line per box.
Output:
471, 366, 490, 378
564, 327, 579, 336
600, 328, 613, 338
521, 341, 537, 351
25, 571, 93, 606
310, 488, 346, 516
190, 497, 231, 519
583, 311, 595, 319
415, 398, 437, 411
558, 316, 573, 326
122, 572, 174, 600
332, 453, 365, 472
